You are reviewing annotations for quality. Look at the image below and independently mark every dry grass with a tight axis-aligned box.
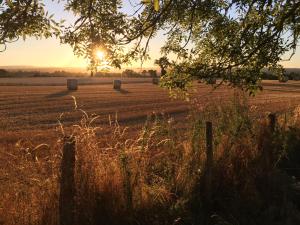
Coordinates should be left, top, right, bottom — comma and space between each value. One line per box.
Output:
1, 81, 300, 225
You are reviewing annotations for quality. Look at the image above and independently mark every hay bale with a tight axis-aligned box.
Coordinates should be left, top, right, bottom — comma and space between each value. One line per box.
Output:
113, 80, 122, 90
152, 77, 159, 85
67, 79, 78, 90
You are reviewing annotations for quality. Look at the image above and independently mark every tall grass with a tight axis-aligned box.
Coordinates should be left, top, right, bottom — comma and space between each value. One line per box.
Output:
1, 93, 300, 225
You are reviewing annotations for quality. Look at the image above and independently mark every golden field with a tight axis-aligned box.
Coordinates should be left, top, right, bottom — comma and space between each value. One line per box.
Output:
0, 78, 300, 225
0, 78, 299, 145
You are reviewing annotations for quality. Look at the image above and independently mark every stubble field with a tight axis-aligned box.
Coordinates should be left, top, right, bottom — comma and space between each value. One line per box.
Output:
0, 78, 300, 147
1, 77, 300, 224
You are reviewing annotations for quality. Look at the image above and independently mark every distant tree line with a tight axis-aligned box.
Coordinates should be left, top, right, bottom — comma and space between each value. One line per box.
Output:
122, 69, 157, 77
262, 71, 300, 81
0, 69, 159, 78
2, 68, 300, 81
0, 69, 88, 78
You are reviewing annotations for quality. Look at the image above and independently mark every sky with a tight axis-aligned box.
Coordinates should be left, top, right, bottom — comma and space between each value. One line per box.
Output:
0, 0, 299, 70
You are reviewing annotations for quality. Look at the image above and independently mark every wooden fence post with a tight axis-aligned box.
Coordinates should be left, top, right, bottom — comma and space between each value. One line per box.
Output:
268, 113, 277, 132
59, 136, 76, 225
205, 121, 213, 206
265, 113, 277, 175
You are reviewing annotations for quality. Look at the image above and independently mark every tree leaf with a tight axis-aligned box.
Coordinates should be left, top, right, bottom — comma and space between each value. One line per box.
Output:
6, 0, 13, 8
153, 0, 160, 11
141, 0, 151, 5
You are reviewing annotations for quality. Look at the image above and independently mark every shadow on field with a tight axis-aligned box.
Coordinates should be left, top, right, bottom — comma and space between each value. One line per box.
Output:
45, 90, 75, 98
264, 88, 300, 93
264, 83, 300, 89
115, 88, 130, 94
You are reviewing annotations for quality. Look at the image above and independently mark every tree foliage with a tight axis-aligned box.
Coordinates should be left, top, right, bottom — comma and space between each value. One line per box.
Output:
0, 0, 61, 52
1, 0, 300, 93
154, 56, 170, 76
62, 0, 128, 71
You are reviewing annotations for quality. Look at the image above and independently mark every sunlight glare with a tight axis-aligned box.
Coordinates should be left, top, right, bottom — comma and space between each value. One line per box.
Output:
96, 50, 105, 61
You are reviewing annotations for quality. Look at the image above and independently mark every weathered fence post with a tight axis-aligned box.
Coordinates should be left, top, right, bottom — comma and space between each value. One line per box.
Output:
205, 121, 213, 205
266, 113, 277, 173
59, 136, 76, 225
268, 113, 277, 132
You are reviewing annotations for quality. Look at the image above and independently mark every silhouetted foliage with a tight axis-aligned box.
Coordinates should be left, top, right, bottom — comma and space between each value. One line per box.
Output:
288, 72, 300, 81
122, 69, 141, 77
154, 56, 170, 76
148, 69, 157, 78
0, 68, 8, 76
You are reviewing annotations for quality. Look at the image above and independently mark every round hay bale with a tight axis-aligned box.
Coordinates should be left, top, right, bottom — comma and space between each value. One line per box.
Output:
67, 79, 78, 90
113, 80, 122, 90
152, 77, 159, 85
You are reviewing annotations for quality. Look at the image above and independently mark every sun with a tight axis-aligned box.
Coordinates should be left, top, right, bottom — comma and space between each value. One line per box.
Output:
96, 50, 105, 61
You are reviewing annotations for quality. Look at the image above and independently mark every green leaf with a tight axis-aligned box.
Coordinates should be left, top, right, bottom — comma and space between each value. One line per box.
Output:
6, 0, 13, 8
153, 0, 160, 11
141, 0, 151, 5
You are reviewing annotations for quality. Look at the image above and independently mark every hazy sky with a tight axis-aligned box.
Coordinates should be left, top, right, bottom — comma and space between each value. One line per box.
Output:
0, 0, 299, 69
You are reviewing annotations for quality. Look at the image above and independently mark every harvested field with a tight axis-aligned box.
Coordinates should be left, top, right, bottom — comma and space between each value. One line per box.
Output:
1, 78, 300, 225
0, 79, 300, 146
